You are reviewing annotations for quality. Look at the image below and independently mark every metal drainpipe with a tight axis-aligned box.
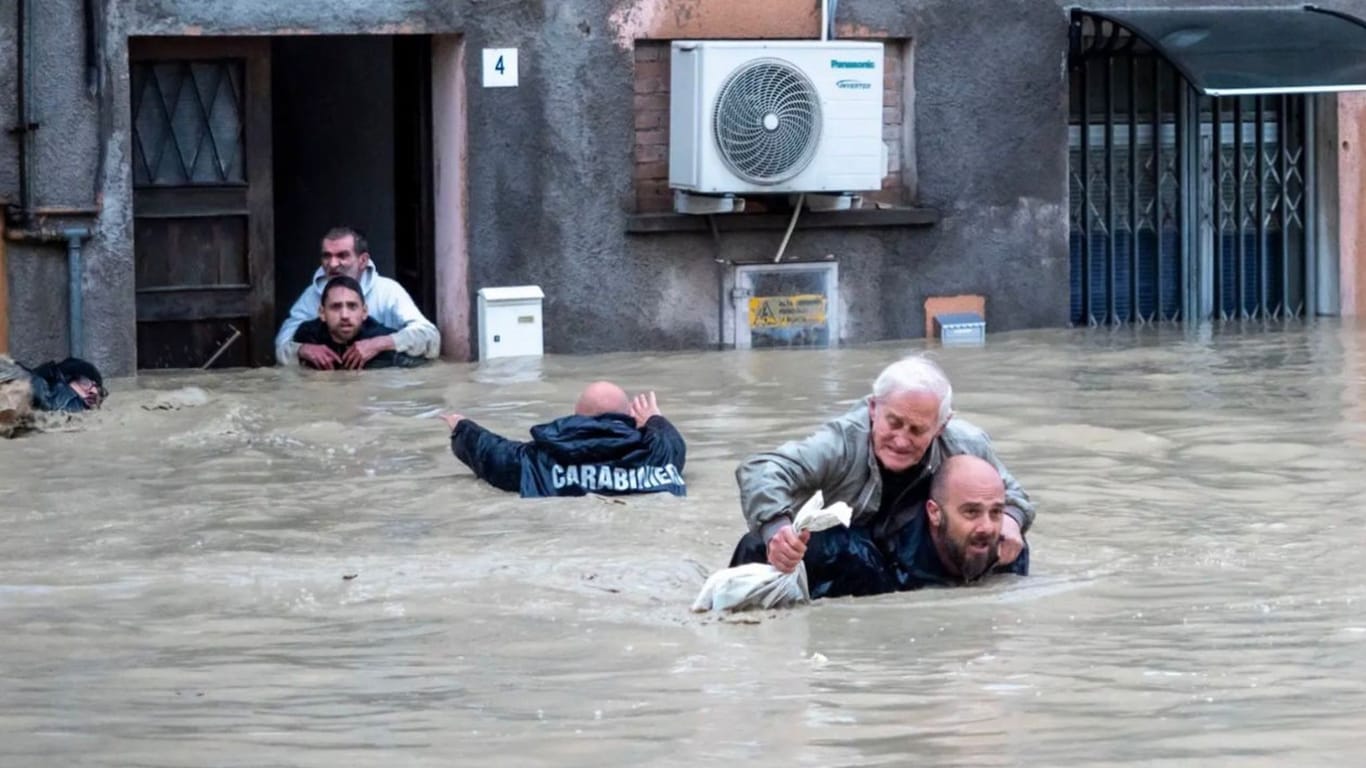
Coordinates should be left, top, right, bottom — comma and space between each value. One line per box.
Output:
63, 228, 91, 358
4, 225, 95, 358
12, 0, 37, 226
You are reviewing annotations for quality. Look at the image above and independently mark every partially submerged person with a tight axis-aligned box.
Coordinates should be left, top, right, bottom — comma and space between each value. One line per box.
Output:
441, 381, 687, 497
275, 226, 440, 370
0, 355, 106, 438
291, 276, 426, 370
728, 354, 1034, 595
800, 455, 1029, 598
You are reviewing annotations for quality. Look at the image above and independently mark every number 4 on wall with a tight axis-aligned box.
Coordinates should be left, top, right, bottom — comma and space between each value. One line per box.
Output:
482, 48, 519, 88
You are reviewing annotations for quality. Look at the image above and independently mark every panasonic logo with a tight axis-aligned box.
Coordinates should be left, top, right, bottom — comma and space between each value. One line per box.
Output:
831, 59, 876, 70
836, 79, 873, 90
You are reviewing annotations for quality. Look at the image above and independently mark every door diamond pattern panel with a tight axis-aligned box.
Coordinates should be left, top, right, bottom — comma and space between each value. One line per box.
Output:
132, 60, 245, 186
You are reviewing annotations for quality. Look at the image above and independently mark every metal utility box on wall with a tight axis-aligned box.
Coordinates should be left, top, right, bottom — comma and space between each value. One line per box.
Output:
731, 262, 839, 349
934, 312, 986, 346
477, 286, 545, 360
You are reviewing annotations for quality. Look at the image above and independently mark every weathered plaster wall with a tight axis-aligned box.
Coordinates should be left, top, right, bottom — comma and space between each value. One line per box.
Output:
606, 0, 1071, 348
0, 1, 19, 204
2, 0, 126, 369
4, 0, 1110, 372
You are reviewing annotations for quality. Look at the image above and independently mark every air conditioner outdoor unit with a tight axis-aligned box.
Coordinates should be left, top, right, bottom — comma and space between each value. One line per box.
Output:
668, 40, 885, 198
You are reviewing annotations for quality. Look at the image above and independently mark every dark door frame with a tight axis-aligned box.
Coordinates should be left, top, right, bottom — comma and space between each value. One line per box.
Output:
393, 35, 437, 321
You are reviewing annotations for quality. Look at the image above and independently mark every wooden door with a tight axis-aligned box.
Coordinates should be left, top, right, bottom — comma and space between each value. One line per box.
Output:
130, 38, 274, 368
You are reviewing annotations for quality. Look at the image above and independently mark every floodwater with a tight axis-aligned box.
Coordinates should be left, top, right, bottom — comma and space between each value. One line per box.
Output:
3, 321, 1366, 767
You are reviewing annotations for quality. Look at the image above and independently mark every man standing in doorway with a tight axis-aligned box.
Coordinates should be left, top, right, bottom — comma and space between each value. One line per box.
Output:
291, 276, 426, 370
275, 226, 440, 370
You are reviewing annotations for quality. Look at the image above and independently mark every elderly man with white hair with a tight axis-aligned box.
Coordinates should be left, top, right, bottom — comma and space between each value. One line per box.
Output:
730, 354, 1033, 596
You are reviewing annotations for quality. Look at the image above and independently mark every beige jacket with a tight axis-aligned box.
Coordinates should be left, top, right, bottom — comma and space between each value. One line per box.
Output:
736, 398, 1034, 538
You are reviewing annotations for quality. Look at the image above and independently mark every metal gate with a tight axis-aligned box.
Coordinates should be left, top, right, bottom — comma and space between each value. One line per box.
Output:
1068, 12, 1315, 325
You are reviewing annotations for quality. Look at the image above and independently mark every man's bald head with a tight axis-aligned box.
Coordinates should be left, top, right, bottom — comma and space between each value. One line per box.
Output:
931, 454, 1005, 506
928, 454, 1007, 581
574, 381, 630, 417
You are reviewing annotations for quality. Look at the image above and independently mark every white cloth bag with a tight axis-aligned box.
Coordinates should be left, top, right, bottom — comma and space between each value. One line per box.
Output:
692, 491, 853, 612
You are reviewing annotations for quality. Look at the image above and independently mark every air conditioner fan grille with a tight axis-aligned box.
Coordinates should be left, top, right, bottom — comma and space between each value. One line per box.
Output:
712, 58, 822, 185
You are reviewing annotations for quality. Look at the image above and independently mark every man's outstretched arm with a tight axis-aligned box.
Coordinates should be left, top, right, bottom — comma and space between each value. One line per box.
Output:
444, 413, 525, 492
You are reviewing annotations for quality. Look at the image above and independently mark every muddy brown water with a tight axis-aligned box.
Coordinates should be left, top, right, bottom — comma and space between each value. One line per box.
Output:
3, 322, 1366, 766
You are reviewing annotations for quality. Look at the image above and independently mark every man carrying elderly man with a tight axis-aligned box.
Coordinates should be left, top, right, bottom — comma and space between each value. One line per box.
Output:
728, 354, 1034, 597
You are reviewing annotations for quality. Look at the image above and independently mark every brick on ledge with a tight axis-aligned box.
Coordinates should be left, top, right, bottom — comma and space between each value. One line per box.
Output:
634, 60, 665, 80
634, 144, 667, 163
635, 109, 667, 130
634, 77, 669, 95
634, 160, 669, 180
636, 196, 672, 209
634, 94, 668, 112
864, 189, 904, 207
635, 129, 667, 147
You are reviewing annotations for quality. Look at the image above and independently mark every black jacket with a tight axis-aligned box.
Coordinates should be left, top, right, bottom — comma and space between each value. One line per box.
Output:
292, 318, 426, 369
882, 504, 1030, 590
26, 358, 102, 412
451, 412, 687, 497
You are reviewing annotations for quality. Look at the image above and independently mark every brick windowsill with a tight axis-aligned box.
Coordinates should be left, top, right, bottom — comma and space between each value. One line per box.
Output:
625, 206, 940, 234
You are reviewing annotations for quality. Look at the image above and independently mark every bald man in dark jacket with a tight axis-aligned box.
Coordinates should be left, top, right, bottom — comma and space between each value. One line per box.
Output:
441, 382, 687, 497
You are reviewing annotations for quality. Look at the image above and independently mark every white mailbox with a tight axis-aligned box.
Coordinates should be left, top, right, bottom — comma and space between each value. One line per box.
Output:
477, 285, 545, 359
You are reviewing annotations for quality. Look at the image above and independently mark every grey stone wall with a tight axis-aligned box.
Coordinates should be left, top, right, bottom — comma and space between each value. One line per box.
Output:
3, 0, 1189, 373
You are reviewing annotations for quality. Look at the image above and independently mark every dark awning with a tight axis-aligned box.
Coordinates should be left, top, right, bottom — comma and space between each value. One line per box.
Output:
1080, 5, 1366, 96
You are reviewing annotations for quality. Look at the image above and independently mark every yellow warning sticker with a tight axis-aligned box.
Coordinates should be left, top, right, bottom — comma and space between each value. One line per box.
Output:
748, 294, 828, 329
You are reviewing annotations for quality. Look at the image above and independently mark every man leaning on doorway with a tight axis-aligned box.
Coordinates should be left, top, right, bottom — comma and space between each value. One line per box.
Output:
275, 226, 440, 370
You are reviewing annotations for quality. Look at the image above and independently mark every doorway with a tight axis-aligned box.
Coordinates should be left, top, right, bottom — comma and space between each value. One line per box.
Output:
271, 35, 436, 333
128, 34, 438, 369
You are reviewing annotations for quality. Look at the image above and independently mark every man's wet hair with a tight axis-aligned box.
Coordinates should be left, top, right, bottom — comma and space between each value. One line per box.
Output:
28, 357, 107, 406
323, 226, 368, 255
31, 357, 103, 389
872, 354, 953, 427
322, 275, 365, 306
